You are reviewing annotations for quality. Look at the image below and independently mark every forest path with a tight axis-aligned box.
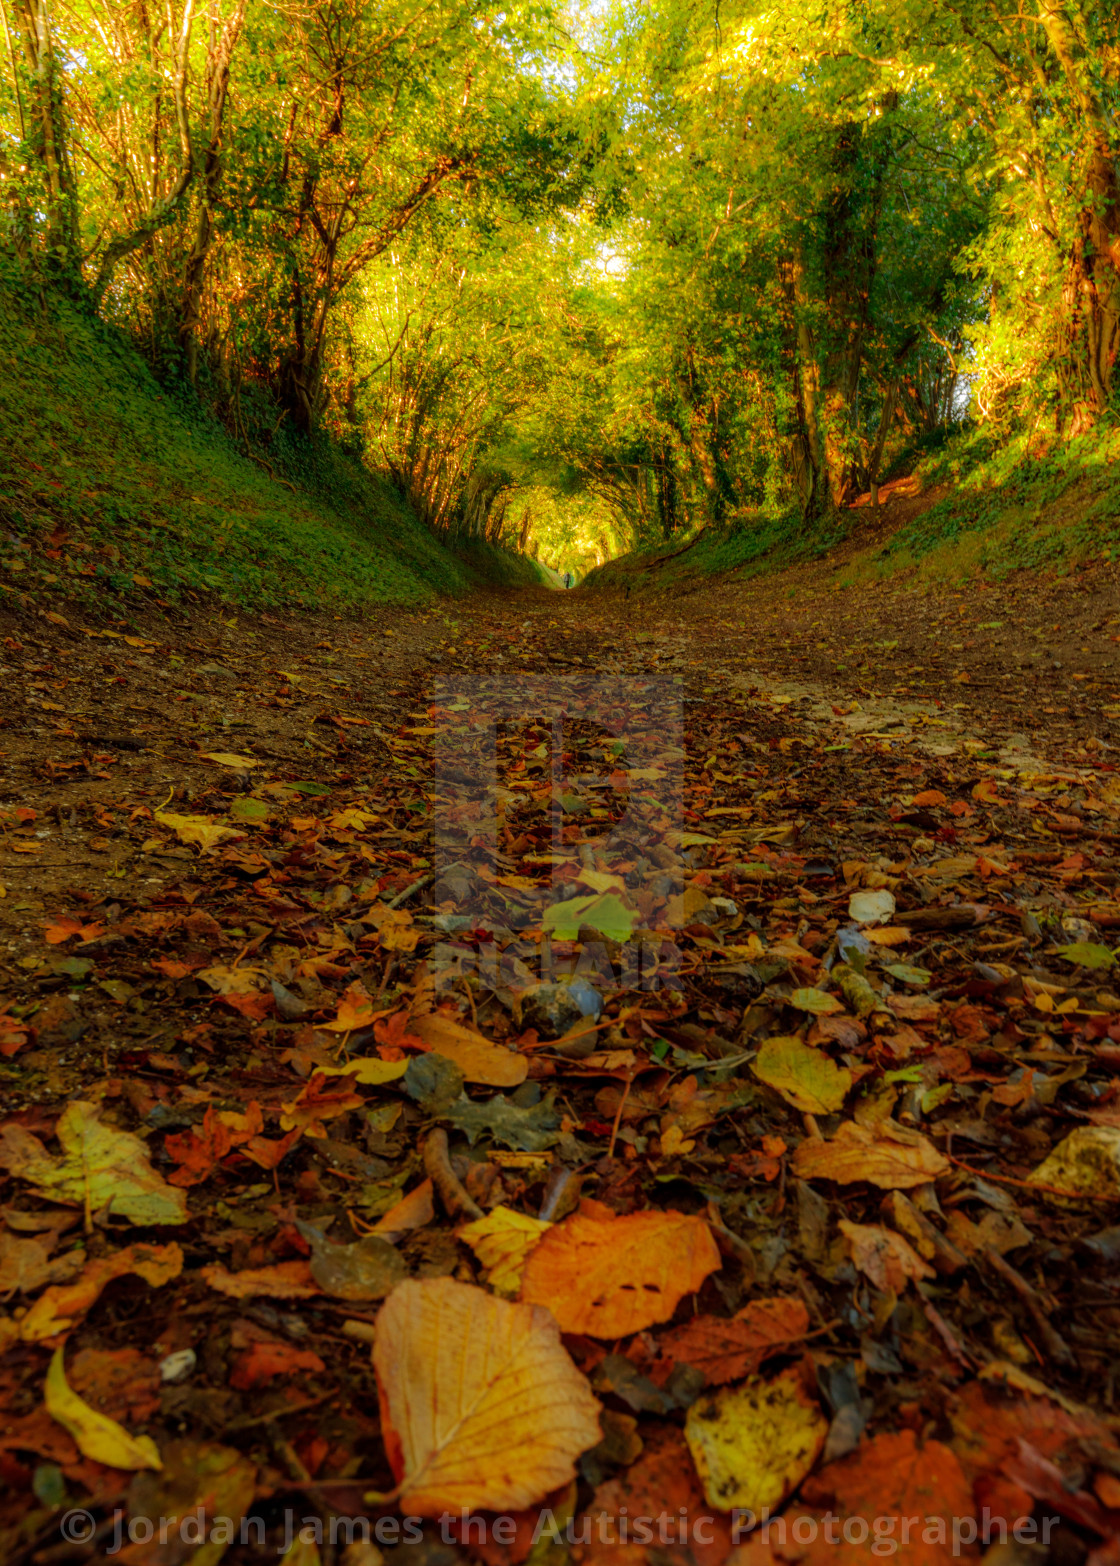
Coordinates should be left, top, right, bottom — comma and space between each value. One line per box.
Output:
2, 570, 1120, 1557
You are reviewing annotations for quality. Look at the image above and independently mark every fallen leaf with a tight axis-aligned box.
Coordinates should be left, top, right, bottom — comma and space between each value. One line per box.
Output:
374, 1275, 601, 1514
200, 1260, 320, 1299
839, 1220, 934, 1292
412, 1012, 529, 1087
19, 1241, 183, 1341
154, 808, 243, 854
372, 1178, 435, 1240
848, 890, 896, 925
318, 1056, 411, 1086
542, 892, 637, 943
230, 1341, 326, 1390
115, 1439, 257, 1565
458, 1206, 552, 1297
201, 752, 258, 769
0, 1101, 188, 1225
791, 1120, 949, 1188
788, 988, 845, 1015
685, 1368, 827, 1514
45, 1347, 161, 1471
659, 1297, 811, 1386
519, 1202, 721, 1336
799, 1428, 976, 1565
0, 1229, 84, 1295
297, 1222, 408, 1300
753, 1036, 851, 1114
1027, 1126, 1120, 1201
1055, 942, 1115, 970
576, 1424, 732, 1566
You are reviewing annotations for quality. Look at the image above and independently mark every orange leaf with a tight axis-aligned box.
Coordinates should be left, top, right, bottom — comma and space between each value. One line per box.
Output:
799, 1429, 975, 1566
372, 1178, 435, 1239
374, 1276, 600, 1515
230, 1341, 326, 1390
911, 790, 947, 808
411, 1012, 528, 1087
519, 1202, 721, 1337
20, 1242, 183, 1341
658, 1297, 811, 1386
577, 1425, 732, 1566
44, 917, 104, 945
200, 1260, 319, 1299
791, 1121, 949, 1189
320, 981, 389, 1033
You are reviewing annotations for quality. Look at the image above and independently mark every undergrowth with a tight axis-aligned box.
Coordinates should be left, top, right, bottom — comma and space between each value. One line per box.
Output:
0, 268, 541, 618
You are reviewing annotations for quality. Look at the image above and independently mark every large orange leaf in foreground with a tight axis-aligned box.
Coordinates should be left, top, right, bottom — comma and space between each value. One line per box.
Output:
373, 1276, 601, 1515
520, 1202, 721, 1337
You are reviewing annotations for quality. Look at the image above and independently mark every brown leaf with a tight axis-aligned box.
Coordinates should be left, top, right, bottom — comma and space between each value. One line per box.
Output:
791, 1121, 949, 1188
200, 1260, 319, 1299
839, 1220, 935, 1292
0, 1229, 84, 1295
658, 1297, 811, 1386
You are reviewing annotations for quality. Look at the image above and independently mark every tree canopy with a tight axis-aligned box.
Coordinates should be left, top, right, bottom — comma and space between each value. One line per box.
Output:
1, 0, 1116, 565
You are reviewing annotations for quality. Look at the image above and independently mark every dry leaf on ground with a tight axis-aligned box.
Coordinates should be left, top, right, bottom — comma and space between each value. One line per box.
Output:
45, 1347, 162, 1471
373, 1275, 600, 1514
519, 1202, 721, 1336
200, 1260, 320, 1299
0, 1229, 84, 1294
458, 1205, 552, 1297
791, 1120, 949, 1188
839, 1221, 934, 1292
798, 1428, 976, 1565
0, 1102, 188, 1225
685, 1368, 827, 1514
411, 1012, 529, 1087
658, 1297, 811, 1386
19, 1241, 183, 1341
752, 1036, 851, 1114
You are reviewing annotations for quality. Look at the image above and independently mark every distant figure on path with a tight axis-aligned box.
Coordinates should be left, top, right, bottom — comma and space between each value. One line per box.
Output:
562, 571, 573, 588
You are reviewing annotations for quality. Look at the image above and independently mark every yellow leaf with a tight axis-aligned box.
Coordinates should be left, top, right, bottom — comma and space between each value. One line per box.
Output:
154, 810, 241, 854
577, 868, 627, 894
752, 1036, 851, 1114
685, 1368, 826, 1515
411, 1013, 528, 1087
318, 1057, 410, 1086
45, 1348, 162, 1471
373, 1276, 600, 1514
201, 752, 258, 769
457, 1206, 551, 1297
788, 987, 845, 1015
0, 1101, 187, 1225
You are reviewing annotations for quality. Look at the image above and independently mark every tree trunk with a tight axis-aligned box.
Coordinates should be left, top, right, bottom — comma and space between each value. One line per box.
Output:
180, 0, 245, 383
15, 0, 79, 282
1038, 1, 1120, 431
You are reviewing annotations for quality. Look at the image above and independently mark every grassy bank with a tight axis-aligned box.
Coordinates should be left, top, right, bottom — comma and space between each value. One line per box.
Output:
584, 422, 1120, 595
0, 271, 541, 618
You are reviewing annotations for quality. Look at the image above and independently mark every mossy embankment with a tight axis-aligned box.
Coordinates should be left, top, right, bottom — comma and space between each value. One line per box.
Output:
0, 272, 541, 621
583, 424, 1120, 598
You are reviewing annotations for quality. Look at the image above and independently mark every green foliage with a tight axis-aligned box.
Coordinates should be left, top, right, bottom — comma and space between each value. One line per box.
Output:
0, 265, 519, 611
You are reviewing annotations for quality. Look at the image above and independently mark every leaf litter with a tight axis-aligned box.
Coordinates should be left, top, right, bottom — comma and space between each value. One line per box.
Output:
1, 589, 1120, 1563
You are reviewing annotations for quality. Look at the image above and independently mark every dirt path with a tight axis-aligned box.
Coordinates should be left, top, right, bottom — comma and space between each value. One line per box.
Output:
2, 576, 1120, 1565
